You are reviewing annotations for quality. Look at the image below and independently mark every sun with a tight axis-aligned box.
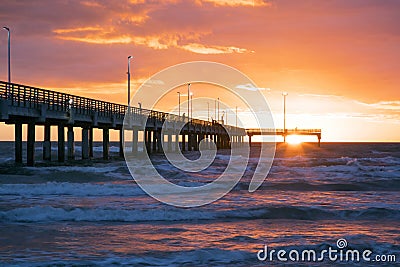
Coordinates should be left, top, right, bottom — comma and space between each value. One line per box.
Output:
286, 135, 303, 145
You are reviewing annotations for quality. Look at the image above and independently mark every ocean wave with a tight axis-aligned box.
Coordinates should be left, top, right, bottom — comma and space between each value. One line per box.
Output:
2, 248, 254, 267
0, 182, 143, 196
23, 165, 121, 174
1, 205, 399, 223
256, 179, 400, 191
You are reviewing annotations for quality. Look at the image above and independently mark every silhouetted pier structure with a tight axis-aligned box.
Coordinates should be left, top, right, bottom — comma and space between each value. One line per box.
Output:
0, 81, 246, 166
246, 128, 322, 147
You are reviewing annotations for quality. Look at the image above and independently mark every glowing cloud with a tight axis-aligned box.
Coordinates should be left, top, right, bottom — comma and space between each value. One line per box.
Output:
54, 28, 248, 54
181, 43, 249, 54
236, 83, 267, 91
199, 0, 270, 7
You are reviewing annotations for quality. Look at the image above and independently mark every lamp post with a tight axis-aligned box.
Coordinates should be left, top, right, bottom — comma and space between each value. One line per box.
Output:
207, 102, 209, 122
187, 83, 191, 122
127, 56, 132, 106
282, 92, 288, 143
3, 26, 10, 95
177, 91, 181, 117
138, 102, 142, 116
217, 97, 220, 123
214, 99, 217, 122
190, 93, 193, 120
236, 106, 238, 128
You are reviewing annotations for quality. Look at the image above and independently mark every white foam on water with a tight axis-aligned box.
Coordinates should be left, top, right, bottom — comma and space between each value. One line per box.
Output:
0, 182, 143, 197
2, 204, 399, 223
23, 165, 121, 174
6, 248, 254, 267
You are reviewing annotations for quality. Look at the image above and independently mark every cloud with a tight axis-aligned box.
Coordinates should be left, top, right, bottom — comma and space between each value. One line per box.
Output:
235, 83, 267, 91
181, 43, 249, 54
53, 27, 103, 34
54, 27, 249, 54
198, 0, 270, 7
80, 1, 104, 8
360, 100, 400, 110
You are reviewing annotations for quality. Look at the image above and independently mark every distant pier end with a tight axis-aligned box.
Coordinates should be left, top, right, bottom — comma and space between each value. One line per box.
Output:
246, 128, 322, 147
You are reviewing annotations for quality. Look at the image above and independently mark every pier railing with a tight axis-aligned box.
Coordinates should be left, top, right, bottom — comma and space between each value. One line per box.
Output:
0, 81, 219, 127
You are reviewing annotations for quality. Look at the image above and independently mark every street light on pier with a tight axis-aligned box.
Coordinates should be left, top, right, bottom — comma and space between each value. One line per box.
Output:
217, 97, 220, 123
3, 26, 11, 96
187, 83, 191, 122
214, 99, 217, 122
127, 56, 132, 106
177, 91, 181, 117
207, 102, 209, 122
190, 92, 193, 120
282, 92, 288, 143
138, 102, 142, 116
236, 106, 238, 128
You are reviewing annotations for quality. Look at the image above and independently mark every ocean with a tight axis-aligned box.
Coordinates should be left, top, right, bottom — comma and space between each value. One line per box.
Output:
0, 142, 399, 266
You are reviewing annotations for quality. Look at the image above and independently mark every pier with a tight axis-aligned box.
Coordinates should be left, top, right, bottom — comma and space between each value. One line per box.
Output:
0, 81, 322, 166
0, 81, 246, 166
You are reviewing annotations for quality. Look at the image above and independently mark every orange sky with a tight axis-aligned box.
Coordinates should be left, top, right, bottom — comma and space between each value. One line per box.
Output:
0, 0, 399, 141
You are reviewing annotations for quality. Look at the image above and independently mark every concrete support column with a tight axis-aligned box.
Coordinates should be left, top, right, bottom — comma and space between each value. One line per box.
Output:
119, 129, 124, 158
89, 127, 93, 158
67, 126, 75, 160
194, 134, 199, 151
188, 134, 192, 151
152, 130, 157, 152
132, 128, 138, 156
175, 134, 179, 152
82, 127, 89, 160
103, 128, 109, 160
157, 131, 162, 153
15, 122, 22, 164
27, 122, 35, 166
43, 124, 51, 161
182, 134, 186, 151
144, 130, 148, 153
167, 134, 172, 152
145, 130, 151, 154
58, 124, 65, 162
208, 134, 212, 150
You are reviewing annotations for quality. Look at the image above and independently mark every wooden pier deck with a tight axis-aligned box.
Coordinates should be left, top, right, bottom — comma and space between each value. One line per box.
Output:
0, 81, 246, 166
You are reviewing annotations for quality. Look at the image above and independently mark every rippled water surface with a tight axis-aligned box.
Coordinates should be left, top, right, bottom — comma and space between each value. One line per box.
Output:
0, 142, 399, 266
